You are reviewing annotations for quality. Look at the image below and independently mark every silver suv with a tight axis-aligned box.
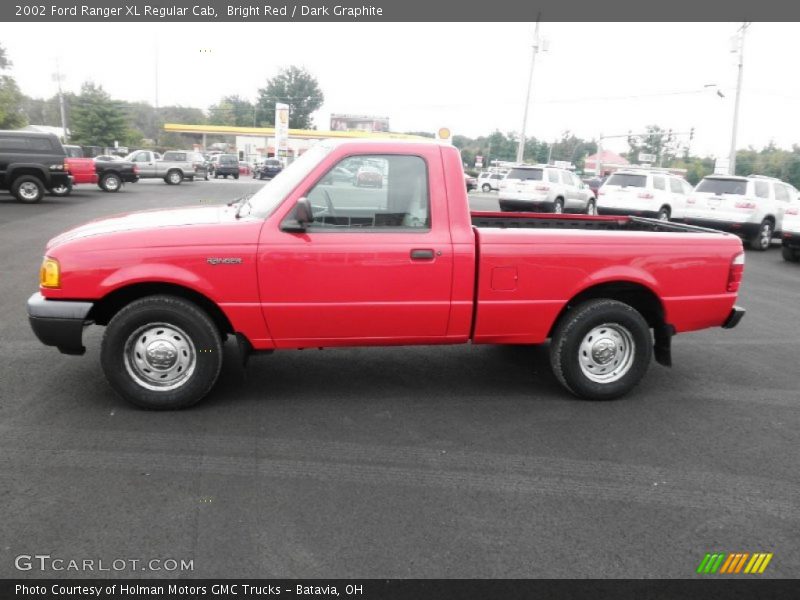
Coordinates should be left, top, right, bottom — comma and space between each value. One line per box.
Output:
682, 174, 795, 251
498, 165, 596, 214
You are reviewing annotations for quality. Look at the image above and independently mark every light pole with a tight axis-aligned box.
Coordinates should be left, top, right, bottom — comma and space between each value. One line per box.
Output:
728, 22, 750, 176
52, 60, 68, 142
516, 15, 542, 164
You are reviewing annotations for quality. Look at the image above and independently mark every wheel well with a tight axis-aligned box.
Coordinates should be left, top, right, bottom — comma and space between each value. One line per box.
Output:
87, 283, 234, 336
548, 281, 666, 338
763, 215, 775, 225
9, 168, 47, 184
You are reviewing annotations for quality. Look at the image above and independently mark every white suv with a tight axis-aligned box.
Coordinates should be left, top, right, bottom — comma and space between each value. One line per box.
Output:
781, 197, 800, 262
683, 175, 794, 251
477, 171, 505, 192
498, 165, 596, 214
597, 169, 692, 221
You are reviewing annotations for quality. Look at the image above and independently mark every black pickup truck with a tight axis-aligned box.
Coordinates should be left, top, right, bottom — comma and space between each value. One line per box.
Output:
0, 130, 73, 203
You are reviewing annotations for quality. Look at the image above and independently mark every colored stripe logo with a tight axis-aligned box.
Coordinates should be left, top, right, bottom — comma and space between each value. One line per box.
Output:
697, 552, 773, 574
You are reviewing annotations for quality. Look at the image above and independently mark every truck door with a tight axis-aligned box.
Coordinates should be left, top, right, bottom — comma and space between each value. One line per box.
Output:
257, 149, 454, 346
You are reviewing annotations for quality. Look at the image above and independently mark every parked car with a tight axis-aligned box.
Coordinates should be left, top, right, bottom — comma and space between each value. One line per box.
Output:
354, 165, 383, 188
123, 150, 206, 184
781, 199, 800, 262
209, 154, 239, 179
499, 165, 596, 214
465, 173, 477, 192
27, 139, 745, 410
253, 158, 283, 180
0, 130, 72, 203
477, 171, 504, 192
597, 169, 693, 221
57, 146, 138, 194
681, 174, 793, 251
239, 161, 251, 176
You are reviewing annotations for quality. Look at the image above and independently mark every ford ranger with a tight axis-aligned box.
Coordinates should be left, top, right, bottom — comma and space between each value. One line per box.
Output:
27, 140, 746, 409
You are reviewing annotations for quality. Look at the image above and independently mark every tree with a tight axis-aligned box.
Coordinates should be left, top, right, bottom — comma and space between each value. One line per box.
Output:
70, 82, 130, 146
0, 43, 27, 129
626, 125, 676, 165
256, 66, 324, 129
208, 95, 255, 127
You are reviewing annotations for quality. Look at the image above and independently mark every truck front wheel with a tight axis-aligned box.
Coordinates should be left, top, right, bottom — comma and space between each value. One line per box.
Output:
99, 172, 122, 192
11, 175, 46, 203
100, 295, 223, 410
549, 299, 652, 400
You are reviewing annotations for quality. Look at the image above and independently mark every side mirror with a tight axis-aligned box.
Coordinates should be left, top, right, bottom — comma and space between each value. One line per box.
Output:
281, 197, 313, 233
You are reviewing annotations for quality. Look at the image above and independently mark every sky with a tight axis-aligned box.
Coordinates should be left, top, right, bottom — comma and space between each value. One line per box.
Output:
3, 22, 800, 157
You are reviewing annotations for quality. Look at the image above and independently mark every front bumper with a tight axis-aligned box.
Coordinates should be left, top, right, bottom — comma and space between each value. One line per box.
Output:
27, 293, 94, 355
722, 305, 746, 329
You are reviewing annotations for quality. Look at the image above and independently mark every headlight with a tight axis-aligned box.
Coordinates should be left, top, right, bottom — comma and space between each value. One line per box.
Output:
40, 257, 60, 288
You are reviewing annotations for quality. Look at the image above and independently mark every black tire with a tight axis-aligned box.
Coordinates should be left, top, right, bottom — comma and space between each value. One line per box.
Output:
234, 173, 240, 180
50, 181, 73, 197
552, 198, 565, 214
482, 183, 492, 193
657, 206, 670, 221
11, 175, 46, 203
585, 200, 596, 216
188, 176, 195, 182
165, 170, 183, 185
100, 295, 223, 410
99, 172, 122, 193
549, 299, 652, 401
749, 220, 773, 251
782, 246, 799, 262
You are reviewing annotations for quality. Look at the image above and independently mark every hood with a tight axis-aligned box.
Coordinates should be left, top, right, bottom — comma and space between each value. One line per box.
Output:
47, 205, 233, 249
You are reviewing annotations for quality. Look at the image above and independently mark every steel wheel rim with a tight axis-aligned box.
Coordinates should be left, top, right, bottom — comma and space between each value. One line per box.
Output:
52, 185, 68, 194
658, 210, 669, 221
554, 201, 563, 214
169, 172, 181, 184
105, 176, 120, 190
578, 323, 635, 384
760, 223, 772, 248
19, 182, 39, 200
124, 322, 196, 391
587, 202, 596, 215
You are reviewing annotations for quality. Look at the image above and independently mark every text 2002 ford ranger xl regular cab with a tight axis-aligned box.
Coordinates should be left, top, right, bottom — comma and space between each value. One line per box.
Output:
27, 140, 746, 409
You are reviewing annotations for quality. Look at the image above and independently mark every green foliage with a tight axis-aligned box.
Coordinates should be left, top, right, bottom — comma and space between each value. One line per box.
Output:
0, 44, 27, 129
70, 82, 129, 146
734, 144, 800, 189
626, 124, 678, 165
256, 66, 324, 129
208, 95, 255, 127
0, 75, 27, 129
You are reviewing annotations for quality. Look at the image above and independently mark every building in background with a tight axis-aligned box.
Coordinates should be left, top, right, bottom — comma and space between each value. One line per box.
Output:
330, 114, 390, 133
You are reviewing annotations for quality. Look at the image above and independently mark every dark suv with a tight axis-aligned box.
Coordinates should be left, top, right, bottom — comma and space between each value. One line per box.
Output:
253, 158, 283, 180
0, 131, 72, 203
210, 154, 239, 179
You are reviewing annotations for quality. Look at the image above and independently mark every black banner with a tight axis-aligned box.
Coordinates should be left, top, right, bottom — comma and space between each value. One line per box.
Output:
2, 580, 796, 600
1, 0, 797, 22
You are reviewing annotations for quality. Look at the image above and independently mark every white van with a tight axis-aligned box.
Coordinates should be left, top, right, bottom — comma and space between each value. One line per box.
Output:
597, 169, 692, 221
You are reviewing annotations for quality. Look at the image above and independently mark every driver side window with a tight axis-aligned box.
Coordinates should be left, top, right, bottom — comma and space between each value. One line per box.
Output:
305, 154, 430, 230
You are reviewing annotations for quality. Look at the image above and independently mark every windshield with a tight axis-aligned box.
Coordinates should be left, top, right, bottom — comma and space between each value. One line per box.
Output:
247, 143, 334, 218
605, 173, 646, 188
696, 178, 747, 195
507, 168, 543, 181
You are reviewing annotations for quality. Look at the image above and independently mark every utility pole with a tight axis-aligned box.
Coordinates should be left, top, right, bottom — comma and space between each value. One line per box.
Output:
728, 22, 750, 176
52, 60, 68, 142
154, 32, 160, 145
516, 14, 541, 164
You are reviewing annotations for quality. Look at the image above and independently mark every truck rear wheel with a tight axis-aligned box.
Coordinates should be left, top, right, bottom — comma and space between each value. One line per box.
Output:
165, 170, 183, 185
549, 299, 652, 401
99, 172, 122, 192
11, 175, 46, 203
50, 182, 73, 197
100, 295, 223, 410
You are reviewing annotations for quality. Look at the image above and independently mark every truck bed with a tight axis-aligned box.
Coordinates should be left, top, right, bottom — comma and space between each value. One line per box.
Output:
470, 211, 722, 234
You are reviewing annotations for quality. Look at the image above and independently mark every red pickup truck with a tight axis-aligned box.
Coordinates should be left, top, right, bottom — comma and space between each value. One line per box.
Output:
27, 140, 746, 410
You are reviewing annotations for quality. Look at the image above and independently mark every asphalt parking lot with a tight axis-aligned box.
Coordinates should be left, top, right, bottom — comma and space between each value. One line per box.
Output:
1, 180, 798, 579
